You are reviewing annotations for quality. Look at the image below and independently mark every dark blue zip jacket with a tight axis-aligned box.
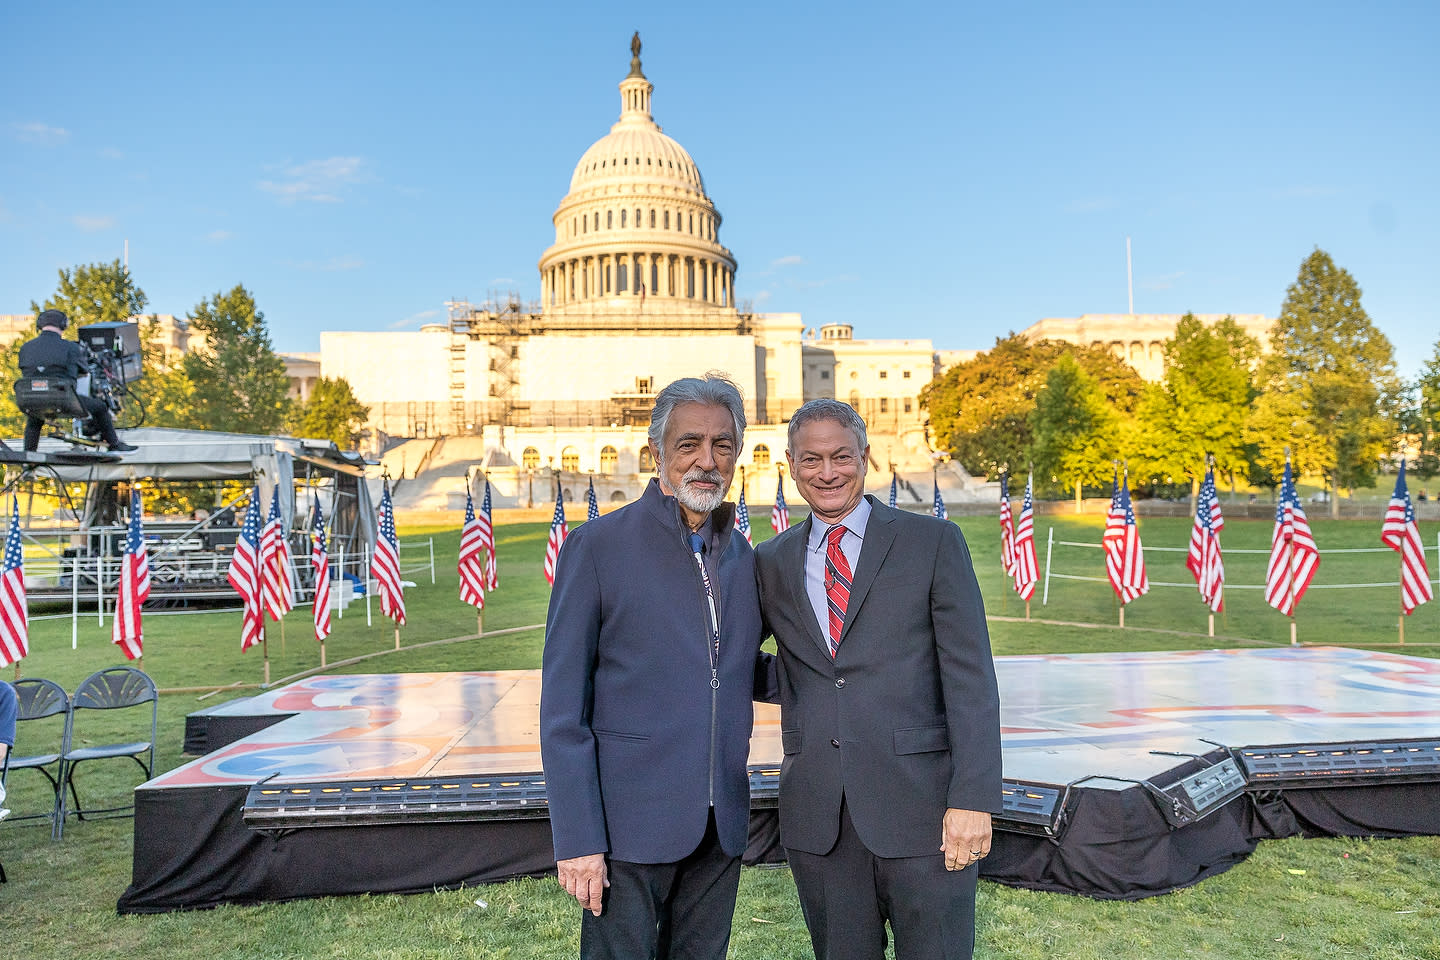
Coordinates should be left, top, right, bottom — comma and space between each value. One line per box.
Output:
540, 478, 770, 863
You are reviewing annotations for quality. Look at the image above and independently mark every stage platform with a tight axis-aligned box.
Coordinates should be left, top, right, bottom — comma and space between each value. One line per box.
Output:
119, 647, 1440, 912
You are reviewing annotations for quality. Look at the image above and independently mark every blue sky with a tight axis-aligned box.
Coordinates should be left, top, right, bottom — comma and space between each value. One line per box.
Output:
2, 1, 1435, 376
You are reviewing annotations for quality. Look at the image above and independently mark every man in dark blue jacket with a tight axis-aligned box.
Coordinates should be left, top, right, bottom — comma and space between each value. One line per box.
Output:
540, 373, 770, 960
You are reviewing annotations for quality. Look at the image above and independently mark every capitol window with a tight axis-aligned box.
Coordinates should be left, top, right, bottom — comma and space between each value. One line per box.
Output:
562, 447, 580, 472
880, 398, 889, 413
522, 447, 540, 470
688, 214, 694, 234
879, 371, 888, 379
649, 209, 656, 227
607, 210, 613, 229
639, 446, 655, 472
664, 210, 670, 229
753, 444, 771, 467
600, 446, 618, 474
620, 209, 627, 227
634, 207, 641, 226
904, 398, 913, 413
903, 370, 911, 379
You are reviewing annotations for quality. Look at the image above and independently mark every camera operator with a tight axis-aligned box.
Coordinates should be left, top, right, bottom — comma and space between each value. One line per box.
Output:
18, 310, 137, 453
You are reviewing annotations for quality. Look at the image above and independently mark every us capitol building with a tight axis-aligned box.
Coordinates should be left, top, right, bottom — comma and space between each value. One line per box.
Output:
307, 36, 1272, 510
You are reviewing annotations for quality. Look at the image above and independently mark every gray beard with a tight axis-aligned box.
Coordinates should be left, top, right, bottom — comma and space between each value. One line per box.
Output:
675, 469, 727, 517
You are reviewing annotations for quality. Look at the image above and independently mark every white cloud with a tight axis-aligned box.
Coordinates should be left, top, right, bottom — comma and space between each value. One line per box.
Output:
770, 255, 804, 267
207, 230, 232, 242
1065, 196, 1115, 214
99, 146, 124, 159
259, 156, 368, 204
13, 122, 68, 145
491, 277, 517, 285
71, 214, 116, 233
1141, 271, 1185, 291
290, 256, 366, 272
752, 290, 773, 304
389, 309, 441, 330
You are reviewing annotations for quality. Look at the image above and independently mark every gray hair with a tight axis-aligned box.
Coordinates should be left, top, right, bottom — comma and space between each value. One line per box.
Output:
786, 398, 869, 454
648, 373, 747, 464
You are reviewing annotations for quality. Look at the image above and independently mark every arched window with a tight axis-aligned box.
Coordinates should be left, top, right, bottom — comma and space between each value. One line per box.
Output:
600, 446, 618, 474
664, 210, 670, 229
607, 210, 613, 229
639, 446, 655, 472
649, 209, 656, 228
561, 447, 580, 472
650, 259, 659, 295
753, 444, 771, 467
688, 213, 694, 233
522, 447, 540, 470
620, 209, 627, 228
634, 208, 641, 226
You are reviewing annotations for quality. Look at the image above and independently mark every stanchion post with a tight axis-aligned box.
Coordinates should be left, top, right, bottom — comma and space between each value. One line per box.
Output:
71, 555, 79, 650
429, 537, 436, 585
1041, 526, 1054, 606
1208, 612, 1215, 638
95, 553, 103, 626
336, 542, 345, 620
365, 545, 372, 628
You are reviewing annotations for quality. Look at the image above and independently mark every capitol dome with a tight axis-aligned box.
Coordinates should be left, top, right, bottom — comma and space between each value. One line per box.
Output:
539, 35, 737, 321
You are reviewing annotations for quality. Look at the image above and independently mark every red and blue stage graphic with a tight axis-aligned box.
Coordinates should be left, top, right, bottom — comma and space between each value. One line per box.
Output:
121, 647, 1440, 912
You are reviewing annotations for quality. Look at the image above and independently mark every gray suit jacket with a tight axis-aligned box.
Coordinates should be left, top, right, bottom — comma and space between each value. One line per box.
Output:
754, 497, 1002, 858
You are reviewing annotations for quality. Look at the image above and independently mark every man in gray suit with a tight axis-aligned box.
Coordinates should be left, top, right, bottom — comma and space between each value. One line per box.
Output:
754, 399, 1002, 960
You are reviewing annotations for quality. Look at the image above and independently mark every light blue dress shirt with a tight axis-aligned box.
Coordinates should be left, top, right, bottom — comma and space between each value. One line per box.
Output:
804, 497, 872, 639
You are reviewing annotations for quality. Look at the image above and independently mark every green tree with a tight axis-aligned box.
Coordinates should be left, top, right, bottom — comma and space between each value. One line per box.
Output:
1132, 315, 1259, 495
1029, 354, 1119, 498
1412, 338, 1440, 479
180, 285, 291, 434
30, 259, 148, 325
290, 376, 370, 449
1249, 249, 1401, 514
923, 334, 1145, 479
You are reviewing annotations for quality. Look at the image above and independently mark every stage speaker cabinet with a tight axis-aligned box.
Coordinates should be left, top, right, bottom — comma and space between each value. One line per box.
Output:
77, 321, 143, 383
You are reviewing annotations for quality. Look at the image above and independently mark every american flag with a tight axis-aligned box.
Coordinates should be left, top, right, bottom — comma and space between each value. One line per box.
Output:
111, 487, 151, 660
1264, 458, 1320, 617
1012, 472, 1039, 601
998, 473, 1016, 577
888, 472, 898, 509
585, 476, 600, 522
543, 477, 568, 586
1102, 470, 1149, 604
372, 479, 406, 625
734, 486, 753, 545
0, 495, 29, 668
1381, 461, 1433, 616
479, 478, 498, 590
458, 484, 487, 610
226, 488, 265, 652
932, 471, 947, 520
1186, 465, 1226, 612
260, 486, 295, 622
772, 469, 791, 533
311, 498, 332, 641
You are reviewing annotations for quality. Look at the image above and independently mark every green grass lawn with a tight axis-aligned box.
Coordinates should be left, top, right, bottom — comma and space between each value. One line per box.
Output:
2, 511, 1437, 959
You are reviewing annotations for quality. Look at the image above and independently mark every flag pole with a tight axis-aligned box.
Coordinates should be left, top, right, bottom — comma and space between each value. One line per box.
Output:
262, 625, 270, 686
395, 625, 400, 651
1208, 612, 1214, 638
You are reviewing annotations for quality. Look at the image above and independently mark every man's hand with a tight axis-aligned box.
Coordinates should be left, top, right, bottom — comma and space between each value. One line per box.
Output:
557, 853, 609, 915
939, 808, 992, 872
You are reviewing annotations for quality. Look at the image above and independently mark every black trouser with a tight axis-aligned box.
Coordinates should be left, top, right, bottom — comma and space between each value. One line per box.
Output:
23, 394, 120, 451
580, 809, 741, 960
787, 798, 980, 960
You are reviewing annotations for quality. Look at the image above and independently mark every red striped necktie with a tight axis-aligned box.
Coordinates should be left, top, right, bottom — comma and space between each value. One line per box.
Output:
824, 525, 851, 658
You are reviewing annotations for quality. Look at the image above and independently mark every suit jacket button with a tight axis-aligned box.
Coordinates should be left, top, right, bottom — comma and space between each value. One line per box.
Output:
835, 677, 845, 688
830, 738, 840, 748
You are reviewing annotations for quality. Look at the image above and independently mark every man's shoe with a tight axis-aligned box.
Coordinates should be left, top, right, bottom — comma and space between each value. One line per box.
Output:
110, 441, 139, 453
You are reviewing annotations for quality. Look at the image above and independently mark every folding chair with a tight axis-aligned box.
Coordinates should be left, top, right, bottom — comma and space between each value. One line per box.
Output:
2, 679, 69, 835
55, 667, 157, 840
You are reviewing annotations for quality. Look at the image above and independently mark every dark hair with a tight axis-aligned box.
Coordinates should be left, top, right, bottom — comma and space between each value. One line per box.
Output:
648, 373, 746, 465
36, 309, 68, 331
786, 398, 869, 454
